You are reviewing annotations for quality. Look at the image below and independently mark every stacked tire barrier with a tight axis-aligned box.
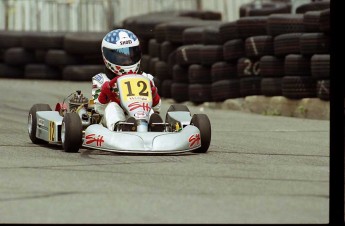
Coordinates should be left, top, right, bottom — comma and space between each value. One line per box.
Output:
0, 2, 330, 119
0, 30, 110, 81
123, 0, 330, 104
0, 10, 220, 82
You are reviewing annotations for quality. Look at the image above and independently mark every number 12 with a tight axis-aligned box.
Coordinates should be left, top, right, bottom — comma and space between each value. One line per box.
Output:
124, 81, 149, 97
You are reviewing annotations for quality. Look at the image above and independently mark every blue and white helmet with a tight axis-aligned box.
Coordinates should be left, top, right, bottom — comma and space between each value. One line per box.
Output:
101, 29, 141, 75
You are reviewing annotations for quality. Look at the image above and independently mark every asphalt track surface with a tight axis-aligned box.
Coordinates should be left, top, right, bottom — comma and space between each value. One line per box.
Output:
0, 79, 329, 223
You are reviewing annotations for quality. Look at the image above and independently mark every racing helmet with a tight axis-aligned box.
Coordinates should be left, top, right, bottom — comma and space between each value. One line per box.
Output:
101, 29, 142, 75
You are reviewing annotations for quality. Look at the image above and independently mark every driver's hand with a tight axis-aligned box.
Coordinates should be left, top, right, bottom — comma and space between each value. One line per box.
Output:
99, 81, 118, 104
150, 81, 158, 97
101, 81, 113, 96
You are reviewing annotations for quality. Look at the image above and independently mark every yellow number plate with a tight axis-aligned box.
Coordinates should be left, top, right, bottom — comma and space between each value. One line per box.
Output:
119, 77, 152, 102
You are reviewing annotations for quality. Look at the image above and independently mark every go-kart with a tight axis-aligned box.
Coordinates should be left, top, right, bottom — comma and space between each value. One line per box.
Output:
27, 74, 211, 154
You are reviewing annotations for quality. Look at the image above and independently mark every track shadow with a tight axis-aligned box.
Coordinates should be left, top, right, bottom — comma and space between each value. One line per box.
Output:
27, 142, 200, 157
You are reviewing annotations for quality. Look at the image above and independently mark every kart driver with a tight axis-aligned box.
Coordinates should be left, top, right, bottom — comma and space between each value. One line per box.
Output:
91, 29, 161, 131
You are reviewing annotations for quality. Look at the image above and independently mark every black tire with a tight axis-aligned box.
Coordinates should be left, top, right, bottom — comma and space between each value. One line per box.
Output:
282, 76, 317, 99
0, 49, 4, 62
0, 30, 24, 48
261, 77, 283, 96
239, 2, 291, 17
179, 10, 221, 20
148, 57, 159, 75
148, 39, 161, 58
237, 57, 261, 77
35, 50, 47, 63
161, 79, 173, 98
295, 1, 330, 14
25, 64, 61, 80
155, 60, 171, 81
45, 49, 83, 67
319, 9, 330, 33
4, 47, 37, 66
260, 56, 284, 77
202, 26, 222, 45
274, 33, 303, 57
200, 45, 224, 66
28, 104, 52, 144
311, 54, 330, 79
139, 54, 151, 72
62, 65, 105, 81
160, 41, 179, 62
188, 64, 212, 84
299, 33, 330, 55
303, 11, 322, 33
240, 76, 262, 97
175, 44, 203, 66
154, 23, 169, 43
223, 39, 245, 62
167, 50, 178, 70
183, 27, 205, 45
244, 35, 274, 59
64, 31, 107, 55
139, 37, 149, 55
171, 82, 189, 103
134, 15, 190, 40
165, 20, 221, 44
219, 21, 239, 44
0, 63, 24, 78
284, 54, 311, 77
211, 61, 237, 82
61, 113, 82, 153
188, 83, 212, 104
237, 16, 268, 39
190, 114, 211, 153
172, 64, 189, 83
266, 14, 305, 37
21, 31, 66, 50
211, 79, 241, 101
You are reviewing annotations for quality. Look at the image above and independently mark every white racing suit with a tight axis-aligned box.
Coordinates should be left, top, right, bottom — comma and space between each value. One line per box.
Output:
91, 72, 161, 131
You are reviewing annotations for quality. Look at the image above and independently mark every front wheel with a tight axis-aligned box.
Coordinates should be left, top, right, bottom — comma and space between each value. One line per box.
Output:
61, 113, 82, 153
28, 104, 52, 144
190, 114, 211, 153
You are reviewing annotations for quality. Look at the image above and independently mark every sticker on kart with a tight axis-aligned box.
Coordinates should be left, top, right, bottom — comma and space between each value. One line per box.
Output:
85, 134, 105, 147
118, 77, 152, 102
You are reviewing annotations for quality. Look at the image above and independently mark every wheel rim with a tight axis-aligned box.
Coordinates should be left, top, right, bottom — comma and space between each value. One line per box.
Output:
61, 122, 65, 144
28, 114, 33, 134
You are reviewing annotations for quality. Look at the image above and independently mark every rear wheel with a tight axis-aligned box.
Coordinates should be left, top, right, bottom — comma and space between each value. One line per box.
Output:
190, 114, 211, 153
61, 113, 82, 153
28, 104, 52, 144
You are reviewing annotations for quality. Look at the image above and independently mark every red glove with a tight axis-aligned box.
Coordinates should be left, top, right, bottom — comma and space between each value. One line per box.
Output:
109, 75, 121, 87
98, 81, 118, 104
150, 81, 160, 107
150, 81, 157, 97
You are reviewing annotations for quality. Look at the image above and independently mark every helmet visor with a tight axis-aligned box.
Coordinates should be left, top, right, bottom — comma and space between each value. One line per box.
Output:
102, 46, 141, 66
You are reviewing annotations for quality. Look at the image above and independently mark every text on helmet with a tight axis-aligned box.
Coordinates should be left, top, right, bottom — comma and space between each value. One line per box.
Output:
120, 40, 132, 45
